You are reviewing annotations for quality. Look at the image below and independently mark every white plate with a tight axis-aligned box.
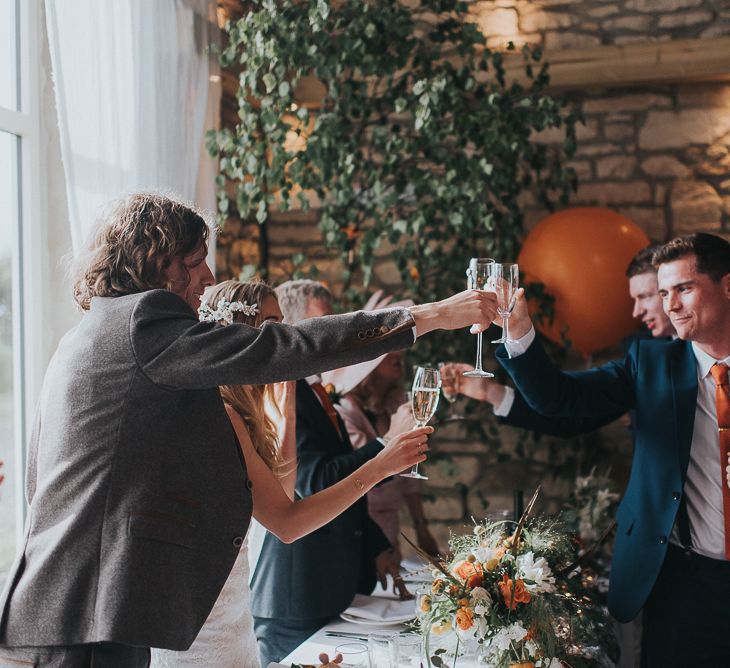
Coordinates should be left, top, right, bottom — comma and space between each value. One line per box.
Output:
339, 611, 413, 627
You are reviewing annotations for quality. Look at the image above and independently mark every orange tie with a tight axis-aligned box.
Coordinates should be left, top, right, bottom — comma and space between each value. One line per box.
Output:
310, 382, 342, 438
710, 363, 730, 559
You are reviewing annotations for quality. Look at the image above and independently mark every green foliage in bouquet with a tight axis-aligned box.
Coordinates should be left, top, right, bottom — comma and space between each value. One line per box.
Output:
414, 510, 619, 667
207, 0, 578, 367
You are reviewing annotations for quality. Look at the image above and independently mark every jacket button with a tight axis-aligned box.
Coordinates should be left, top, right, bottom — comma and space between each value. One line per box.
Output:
357, 331, 366, 340
381, 325, 389, 334
353, 529, 363, 537
659, 536, 667, 544
366, 329, 373, 338
232, 536, 244, 548
672, 492, 680, 500
246, 479, 254, 490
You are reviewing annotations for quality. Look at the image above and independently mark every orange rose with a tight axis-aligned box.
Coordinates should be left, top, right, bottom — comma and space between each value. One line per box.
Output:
455, 607, 474, 630
467, 573, 484, 589
431, 578, 445, 594
409, 266, 420, 281
485, 558, 500, 572
420, 595, 432, 612
499, 573, 531, 610
454, 560, 483, 582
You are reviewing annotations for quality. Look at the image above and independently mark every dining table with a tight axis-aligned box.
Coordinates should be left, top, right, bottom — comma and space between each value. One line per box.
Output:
278, 559, 429, 666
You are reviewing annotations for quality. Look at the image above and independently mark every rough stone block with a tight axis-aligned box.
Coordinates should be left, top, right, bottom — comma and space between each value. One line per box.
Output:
671, 180, 723, 234
520, 9, 576, 32
587, 4, 620, 18
596, 155, 638, 179
576, 143, 625, 156
475, 7, 519, 37
602, 15, 655, 31
640, 155, 692, 178
544, 31, 602, 50
268, 221, 324, 245
423, 492, 464, 522
421, 455, 482, 488
685, 144, 730, 177
676, 83, 730, 109
624, 0, 703, 10
655, 183, 667, 205
616, 206, 668, 241
567, 159, 593, 181
658, 11, 713, 28
573, 180, 652, 205
640, 110, 730, 149
603, 123, 635, 142
582, 93, 672, 114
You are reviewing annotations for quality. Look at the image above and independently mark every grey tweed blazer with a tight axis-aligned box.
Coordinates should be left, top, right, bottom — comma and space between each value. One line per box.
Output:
0, 289, 414, 650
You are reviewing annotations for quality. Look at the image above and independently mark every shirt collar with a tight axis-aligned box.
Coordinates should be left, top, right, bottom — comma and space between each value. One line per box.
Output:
691, 341, 730, 380
306, 375, 321, 386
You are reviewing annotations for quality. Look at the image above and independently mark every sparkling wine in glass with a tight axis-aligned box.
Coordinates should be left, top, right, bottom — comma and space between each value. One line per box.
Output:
463, 257, 495, 379
401, 366, 440, 480
491, 262, 519, 345
438, 362, 464, 421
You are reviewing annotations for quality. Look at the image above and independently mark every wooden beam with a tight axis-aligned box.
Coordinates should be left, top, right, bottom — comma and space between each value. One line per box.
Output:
501, 37, 730, 90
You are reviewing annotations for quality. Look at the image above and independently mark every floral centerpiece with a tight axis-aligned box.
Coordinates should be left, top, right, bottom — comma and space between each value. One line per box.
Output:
410, 489, 618, 668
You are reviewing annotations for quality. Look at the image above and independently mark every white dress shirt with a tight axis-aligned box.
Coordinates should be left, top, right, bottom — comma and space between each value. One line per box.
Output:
505, 327, 730, 561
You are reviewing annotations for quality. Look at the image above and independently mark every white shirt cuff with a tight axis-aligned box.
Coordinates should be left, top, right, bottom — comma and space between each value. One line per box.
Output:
411, 325, 417, 341
493, 386, 515, 417
504, 326, 535, 359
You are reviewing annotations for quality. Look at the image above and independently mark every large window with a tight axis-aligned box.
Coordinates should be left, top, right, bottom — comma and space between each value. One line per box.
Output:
0, 0, 39, 581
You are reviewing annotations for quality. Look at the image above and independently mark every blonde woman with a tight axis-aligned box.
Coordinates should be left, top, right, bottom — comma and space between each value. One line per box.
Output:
150, 280, 432, 668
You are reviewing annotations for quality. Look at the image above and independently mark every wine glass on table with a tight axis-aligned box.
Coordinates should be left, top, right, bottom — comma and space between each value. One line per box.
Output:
438, 362, 464, 421
491, 262, 519, 345
463, 257, 496, 379
401, 366, 440, 480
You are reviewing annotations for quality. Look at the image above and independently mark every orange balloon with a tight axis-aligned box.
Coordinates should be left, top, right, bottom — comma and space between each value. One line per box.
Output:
517, 207, 650, 356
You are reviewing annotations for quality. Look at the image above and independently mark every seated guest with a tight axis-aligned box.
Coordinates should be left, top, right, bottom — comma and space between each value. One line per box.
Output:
496, 233, 730, 667
150, 280, 431, 668
325, 348, 439, 561
0, 192, 497, 667
251, 281, 428, 666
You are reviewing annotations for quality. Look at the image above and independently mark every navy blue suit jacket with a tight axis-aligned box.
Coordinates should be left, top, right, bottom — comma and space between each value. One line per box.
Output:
497, 336, 698, 622
250, 380, 390, 621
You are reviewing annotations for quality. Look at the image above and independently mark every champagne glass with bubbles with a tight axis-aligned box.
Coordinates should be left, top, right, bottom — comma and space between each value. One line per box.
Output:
491, 262, 519, 344
401, 366, 440, 480
463, 258, 496, 379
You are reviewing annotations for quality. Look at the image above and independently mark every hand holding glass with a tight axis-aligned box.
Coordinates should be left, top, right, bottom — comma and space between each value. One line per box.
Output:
401, 366, 440, 480
463, 258, 495, 379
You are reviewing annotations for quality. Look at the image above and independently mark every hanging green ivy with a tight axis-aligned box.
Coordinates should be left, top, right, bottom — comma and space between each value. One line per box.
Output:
208, 0, 578, 366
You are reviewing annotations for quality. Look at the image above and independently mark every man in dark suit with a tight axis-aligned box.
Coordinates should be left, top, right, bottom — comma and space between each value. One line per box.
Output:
443, 244, 675, 436
0, 194, 498, 668
251, 281, 410, 666
497, 233, 730, 666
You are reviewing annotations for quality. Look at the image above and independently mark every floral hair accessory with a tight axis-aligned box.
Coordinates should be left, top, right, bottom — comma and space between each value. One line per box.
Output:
198, 298, 258, 325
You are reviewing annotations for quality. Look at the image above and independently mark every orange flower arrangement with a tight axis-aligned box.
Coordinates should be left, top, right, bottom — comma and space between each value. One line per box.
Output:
454, 606, 474, 631
498, 574, 531, 610
454, 559, 483, 581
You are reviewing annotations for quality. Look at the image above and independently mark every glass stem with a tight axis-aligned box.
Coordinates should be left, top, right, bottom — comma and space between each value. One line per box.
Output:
474, 332, 484, 372
504, 315, 509, 343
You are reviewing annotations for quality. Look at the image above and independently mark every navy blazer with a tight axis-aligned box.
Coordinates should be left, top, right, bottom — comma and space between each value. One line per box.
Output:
497, 337, 698, 623
250, 380, 391, 621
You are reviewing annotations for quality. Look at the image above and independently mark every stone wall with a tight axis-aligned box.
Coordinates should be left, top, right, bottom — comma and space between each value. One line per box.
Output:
216, 0, 730, 549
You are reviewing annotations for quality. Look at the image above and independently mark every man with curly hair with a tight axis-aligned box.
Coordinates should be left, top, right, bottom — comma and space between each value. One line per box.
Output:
0, 193, 498, 667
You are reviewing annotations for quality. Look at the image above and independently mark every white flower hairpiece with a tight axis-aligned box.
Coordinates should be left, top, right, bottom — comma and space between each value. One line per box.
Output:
198, 298, 258, 325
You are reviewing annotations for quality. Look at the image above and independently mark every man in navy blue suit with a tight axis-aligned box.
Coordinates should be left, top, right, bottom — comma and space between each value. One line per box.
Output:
497, 233, 730, 666
444, 244, 675, 436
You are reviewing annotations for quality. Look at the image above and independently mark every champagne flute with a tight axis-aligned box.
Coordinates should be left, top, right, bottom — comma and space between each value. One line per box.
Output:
401, 366, 440, 480
438, 362, 463, 421
463, 257, 495, 378
491, 262, 519, 344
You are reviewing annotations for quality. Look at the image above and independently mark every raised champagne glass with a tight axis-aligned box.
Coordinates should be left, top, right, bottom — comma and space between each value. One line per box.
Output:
401, 366, 440, 480
491, 262, 519, 344
463, 257, 496, 378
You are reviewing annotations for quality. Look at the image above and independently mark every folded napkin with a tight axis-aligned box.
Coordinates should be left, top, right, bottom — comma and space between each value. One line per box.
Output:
343, 594, 414, 622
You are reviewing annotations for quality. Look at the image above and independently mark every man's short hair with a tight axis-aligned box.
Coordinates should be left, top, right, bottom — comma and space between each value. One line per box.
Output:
625, 244, 662, 278
71, 192, 210, 310
652, 233, 730, 282
275, 279, 333, 323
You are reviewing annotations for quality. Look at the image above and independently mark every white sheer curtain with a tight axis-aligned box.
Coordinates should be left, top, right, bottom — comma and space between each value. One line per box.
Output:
45, 0, 218, 252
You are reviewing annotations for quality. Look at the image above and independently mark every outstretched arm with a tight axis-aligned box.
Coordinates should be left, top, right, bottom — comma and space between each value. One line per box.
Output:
228, 405, 433, 544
